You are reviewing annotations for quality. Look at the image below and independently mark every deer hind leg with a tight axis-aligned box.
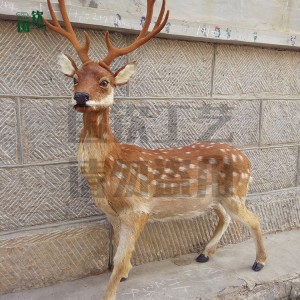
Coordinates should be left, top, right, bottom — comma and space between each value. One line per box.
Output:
221, 196, 267, 272
103, 213, 149, 300
196, 204, 231, 263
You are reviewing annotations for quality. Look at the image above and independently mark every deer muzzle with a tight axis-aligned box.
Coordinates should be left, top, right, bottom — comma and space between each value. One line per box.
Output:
74, 92, 90, 106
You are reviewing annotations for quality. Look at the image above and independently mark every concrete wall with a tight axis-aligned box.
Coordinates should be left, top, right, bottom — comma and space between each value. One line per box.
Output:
0, 20, 300, 294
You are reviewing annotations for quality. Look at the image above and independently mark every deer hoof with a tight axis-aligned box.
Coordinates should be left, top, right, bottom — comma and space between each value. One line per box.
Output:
120, 277, 127, 282
196, 253, 209, 263
252, 261, 264, 272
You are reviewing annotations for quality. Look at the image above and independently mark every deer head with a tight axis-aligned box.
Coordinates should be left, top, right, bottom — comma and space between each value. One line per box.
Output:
43, 0, 169, 112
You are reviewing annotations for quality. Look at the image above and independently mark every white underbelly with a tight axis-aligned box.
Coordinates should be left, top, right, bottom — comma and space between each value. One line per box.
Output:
149, 195, 216, 221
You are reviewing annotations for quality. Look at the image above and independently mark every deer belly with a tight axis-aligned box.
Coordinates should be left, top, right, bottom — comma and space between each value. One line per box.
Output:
149, 196, 216, 221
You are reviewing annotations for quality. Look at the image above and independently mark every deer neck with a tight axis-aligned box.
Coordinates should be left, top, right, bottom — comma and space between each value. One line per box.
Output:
78, 108, 118, 178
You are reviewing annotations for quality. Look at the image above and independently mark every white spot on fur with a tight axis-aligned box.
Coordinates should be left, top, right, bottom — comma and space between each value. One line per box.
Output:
233, 172, 238, 177
161, 174, 168, 179
151, 180, 158, 185
220, 149, 226, 152
242, 173, 249, 179
165, 168, 173, 174
232, 154, 237, 162
209, 158, 217, 164
223, 157, 229, 164
197, 156, 203, 161
174, 174, 181, 178
179, 166, 186, 171
58, 54, 75, 76
115, 172, 124, 180
189, 164, 196, 169
219, 172, 226, 178
138, 174, 148, 181
229, 187, 235, 193
239, 154, 244, 161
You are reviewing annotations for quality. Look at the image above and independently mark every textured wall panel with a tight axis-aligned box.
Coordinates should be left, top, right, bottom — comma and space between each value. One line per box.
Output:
247, 188, 300, 232
0, 223, 109, 294
261, 100, 300, 145
214, 45, 300, 96
0, 164, 100, 232
20, 97, 81, 163
111, 99, 260, 149
128, 38, 213, 97
245, 147, 298, 193
0, 98, 18, 165
0, 20, 127, 96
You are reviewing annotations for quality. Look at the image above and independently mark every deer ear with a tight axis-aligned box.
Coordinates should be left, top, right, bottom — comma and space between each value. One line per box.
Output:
58, 54, 77, 77
114, 62, 136, 85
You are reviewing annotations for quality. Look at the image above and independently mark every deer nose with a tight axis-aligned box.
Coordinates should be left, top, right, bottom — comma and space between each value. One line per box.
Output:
74, 92, 89, 105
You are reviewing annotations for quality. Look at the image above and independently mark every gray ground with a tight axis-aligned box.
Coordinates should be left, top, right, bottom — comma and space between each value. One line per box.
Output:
1, 229, 300, 300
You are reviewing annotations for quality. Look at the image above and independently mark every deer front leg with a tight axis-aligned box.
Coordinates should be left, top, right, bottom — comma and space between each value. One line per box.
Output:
103, 213, 149, 300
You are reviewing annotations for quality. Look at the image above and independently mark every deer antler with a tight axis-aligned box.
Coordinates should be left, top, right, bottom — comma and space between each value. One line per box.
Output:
101, 0, 169, 67
43, 0, 91, 64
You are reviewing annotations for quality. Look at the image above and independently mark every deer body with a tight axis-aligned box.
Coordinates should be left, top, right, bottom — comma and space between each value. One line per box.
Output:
43, 1, 267, 299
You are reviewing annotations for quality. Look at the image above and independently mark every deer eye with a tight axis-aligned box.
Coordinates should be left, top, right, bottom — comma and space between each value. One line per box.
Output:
99, 79, 109, 87
73, 75, 78, 86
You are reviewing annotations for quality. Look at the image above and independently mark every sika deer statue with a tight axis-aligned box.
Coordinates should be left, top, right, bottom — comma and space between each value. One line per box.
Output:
44, 1, 267, 299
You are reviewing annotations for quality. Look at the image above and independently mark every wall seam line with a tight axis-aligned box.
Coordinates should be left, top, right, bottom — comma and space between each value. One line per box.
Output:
210, 44, 217, 97
15, 97, 24, 164
296, 146, 300, 187
0, 159, 78, 169
258, 99, 263, 147
1, 94, 300, 101
0, 215, 108, 239
1, 144, 300, 169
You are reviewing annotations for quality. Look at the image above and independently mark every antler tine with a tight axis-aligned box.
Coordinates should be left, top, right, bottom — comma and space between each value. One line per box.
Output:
137, 0, 155, 39
43, 0, 91, 64
153, 0, 166, 30
101, 0, 169, 67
